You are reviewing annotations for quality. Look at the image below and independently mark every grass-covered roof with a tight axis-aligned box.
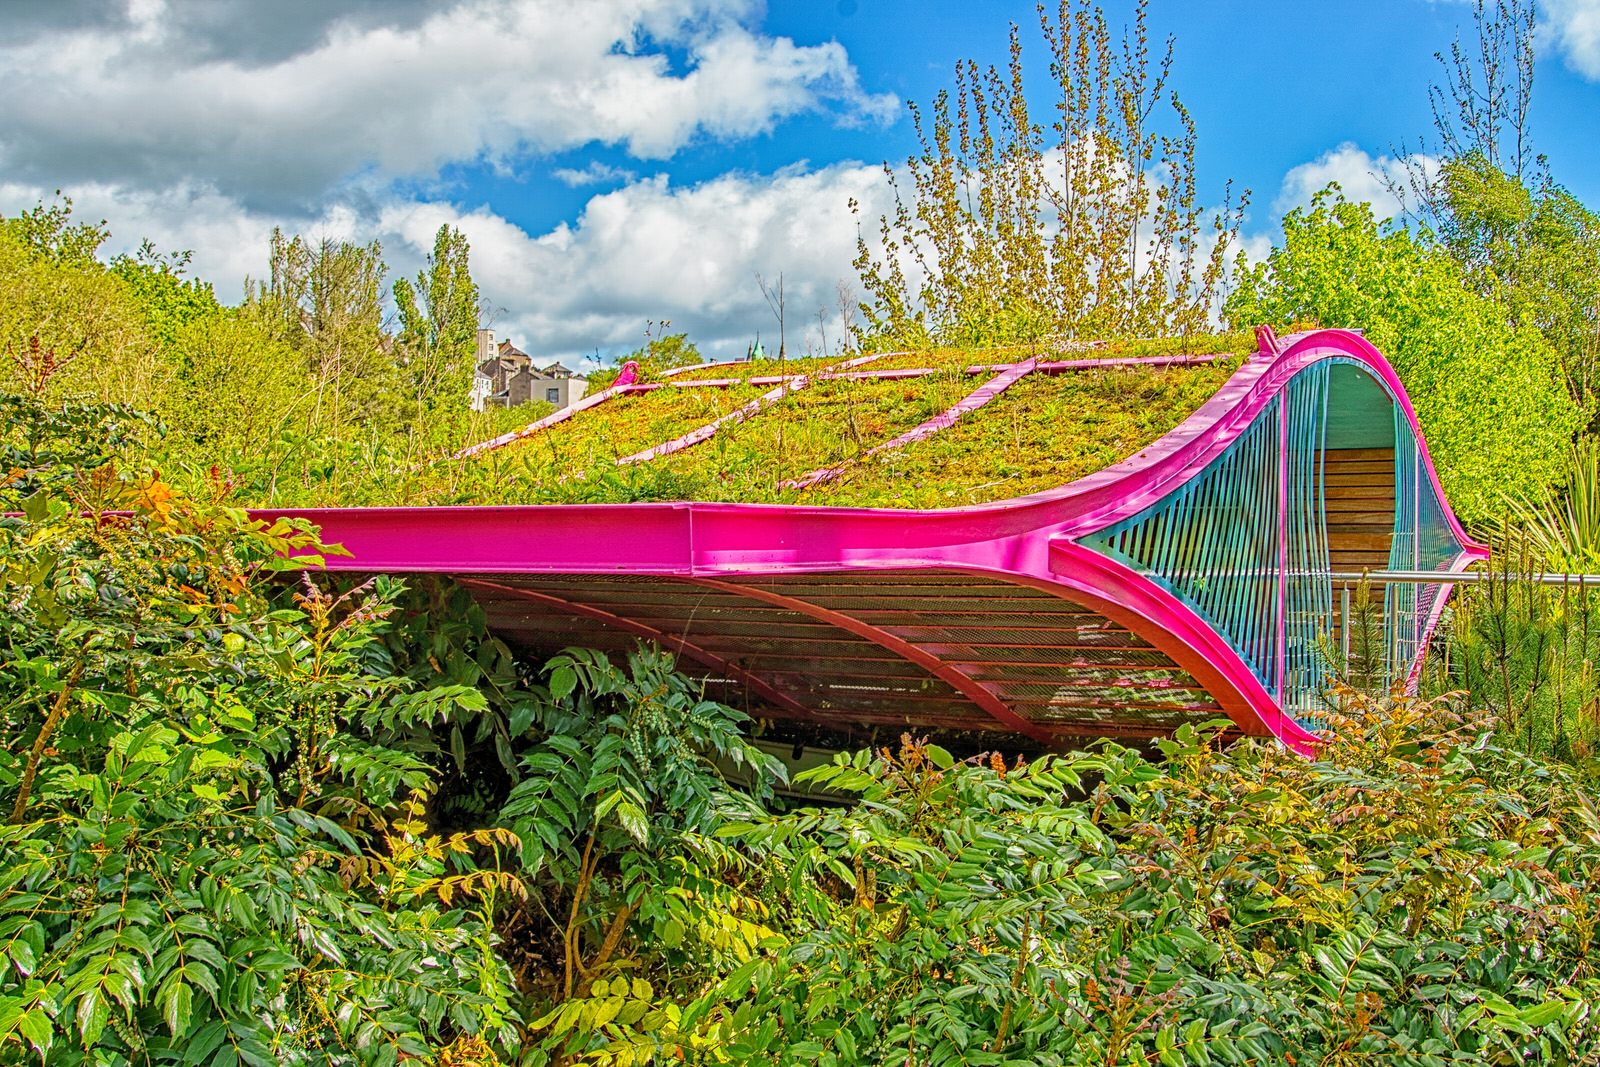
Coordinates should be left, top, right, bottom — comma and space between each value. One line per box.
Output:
430, 334, 1251, 508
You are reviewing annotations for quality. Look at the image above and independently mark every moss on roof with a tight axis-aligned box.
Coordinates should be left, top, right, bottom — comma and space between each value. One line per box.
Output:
433, 334, 1252, 508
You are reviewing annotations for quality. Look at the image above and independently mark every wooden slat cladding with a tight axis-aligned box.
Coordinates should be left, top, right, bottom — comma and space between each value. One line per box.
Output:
1323, 448, 1393, 641
1324, 448, 1393, 574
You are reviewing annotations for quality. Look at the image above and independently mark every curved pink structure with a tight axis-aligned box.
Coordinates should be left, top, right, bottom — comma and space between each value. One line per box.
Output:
268, 329, 1485, 752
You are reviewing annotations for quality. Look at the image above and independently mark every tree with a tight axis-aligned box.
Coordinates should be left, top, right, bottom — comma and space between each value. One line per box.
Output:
1226, 188, 1581, 521
110, 240, 221, 357
393, 223, 480, 412
853, 0, 1244, 349
247, 228, 390, 429
0, 199, 163, 406
1431, 0, 1537, 187
0, 194, 109, 267
1433, 156, 1600, 420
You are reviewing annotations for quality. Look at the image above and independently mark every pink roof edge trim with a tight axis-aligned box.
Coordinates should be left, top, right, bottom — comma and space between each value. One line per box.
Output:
264, 329, 1485, 753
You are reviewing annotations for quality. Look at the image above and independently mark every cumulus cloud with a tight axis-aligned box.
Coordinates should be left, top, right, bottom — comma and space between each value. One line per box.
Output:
382, 163, 887, 363
1274, 142, 1434, 221
0, 0, 896, 209
1, 160, 887, 365
1543, 0, 1600, 78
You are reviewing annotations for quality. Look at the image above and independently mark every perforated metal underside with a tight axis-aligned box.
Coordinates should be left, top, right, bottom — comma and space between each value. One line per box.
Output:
454, 568, 1222, 742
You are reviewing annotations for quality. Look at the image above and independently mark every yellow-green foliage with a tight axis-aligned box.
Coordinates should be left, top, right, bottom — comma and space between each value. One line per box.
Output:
0, 200, 536, 508
815, 357, 1241, 508
855, 1, 1242, 349
0, 215, 164, 405
1227, 189, 1583, 522
437, 338, 1247, 509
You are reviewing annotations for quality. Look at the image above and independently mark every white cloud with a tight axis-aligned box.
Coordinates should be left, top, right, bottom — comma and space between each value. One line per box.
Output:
1274, 143, 1435, 221
1543, 0, 1600, 78
0, 180, 282, 300
552, 162, 639, 187
383, 163, 887, 363
1, 161, 888, 365
0, 0, 896, 207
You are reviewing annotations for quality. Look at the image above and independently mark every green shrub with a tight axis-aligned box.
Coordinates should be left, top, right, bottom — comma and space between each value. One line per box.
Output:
0, 394, 519, 1064
691, 696, 1600, 1064
1227, 189, 1583, 522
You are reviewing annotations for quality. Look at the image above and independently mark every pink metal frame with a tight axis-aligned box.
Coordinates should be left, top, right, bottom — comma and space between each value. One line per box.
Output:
265, 330, 1486, 753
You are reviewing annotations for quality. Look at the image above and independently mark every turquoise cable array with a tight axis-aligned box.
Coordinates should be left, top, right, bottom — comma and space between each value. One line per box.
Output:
1081, 358, 1470, 730
1083, 398, 1284, 694
1388, 414, 1422, 675
1283, 363, 1334, 721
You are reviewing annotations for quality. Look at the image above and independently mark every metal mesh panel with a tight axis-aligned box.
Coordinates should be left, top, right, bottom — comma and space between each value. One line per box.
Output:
1284, 364, 1335, 723
1081, 399, 1284, 691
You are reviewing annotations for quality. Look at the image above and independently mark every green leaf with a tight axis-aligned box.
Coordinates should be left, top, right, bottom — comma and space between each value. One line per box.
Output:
76, 989, 109, 1048
616, 801, 649, 845
550, 666, 578, 701
1519, 1000, 1567, 1028
9, 939, 36, 977
163, 980, 193, 1037
17, 1009, 51, 1057
509, 703, 536, 736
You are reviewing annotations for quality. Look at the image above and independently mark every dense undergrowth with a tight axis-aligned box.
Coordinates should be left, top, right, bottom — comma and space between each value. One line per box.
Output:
3, 389, 1600, 1065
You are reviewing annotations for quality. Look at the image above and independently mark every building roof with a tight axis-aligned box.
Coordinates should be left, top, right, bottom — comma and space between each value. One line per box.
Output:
269, 330, 1483, 753
497, 339, 531, 362
453, 337, 1248, 509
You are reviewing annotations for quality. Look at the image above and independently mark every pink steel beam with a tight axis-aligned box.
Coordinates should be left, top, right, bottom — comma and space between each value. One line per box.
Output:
615, 352, 886, 466
264, 329, 1485, 753
455, 378, 644, 459
681, 575, 1056, 744
453, 576, 828, 726
783, 358, 1039, 491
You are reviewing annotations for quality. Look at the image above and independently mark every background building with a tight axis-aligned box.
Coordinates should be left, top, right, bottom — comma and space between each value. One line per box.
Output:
471, 329, 588, 410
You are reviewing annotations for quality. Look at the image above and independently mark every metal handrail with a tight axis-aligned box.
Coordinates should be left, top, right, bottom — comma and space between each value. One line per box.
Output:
1328, 570, 1600, 585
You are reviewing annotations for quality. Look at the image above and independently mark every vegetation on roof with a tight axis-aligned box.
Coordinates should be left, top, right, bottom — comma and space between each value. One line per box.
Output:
805, 358, 1242, 508
432, 336, 1248, 509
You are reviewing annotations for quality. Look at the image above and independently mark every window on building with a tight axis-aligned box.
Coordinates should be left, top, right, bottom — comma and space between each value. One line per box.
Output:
546, 388, 561, 403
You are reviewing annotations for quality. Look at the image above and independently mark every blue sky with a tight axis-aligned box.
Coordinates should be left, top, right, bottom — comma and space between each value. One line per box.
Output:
1, 0, 1596, 364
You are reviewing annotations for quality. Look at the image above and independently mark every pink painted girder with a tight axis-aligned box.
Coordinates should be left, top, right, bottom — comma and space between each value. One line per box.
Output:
782, 358, 1040, 491
265, 329, 1485, 753
617, 352, 886, 465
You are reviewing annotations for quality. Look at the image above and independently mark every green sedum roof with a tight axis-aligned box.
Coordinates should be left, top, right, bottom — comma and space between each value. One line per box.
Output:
435, 335, 1250, 508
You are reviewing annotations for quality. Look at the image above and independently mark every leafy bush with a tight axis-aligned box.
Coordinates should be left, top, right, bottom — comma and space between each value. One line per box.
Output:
693, 696, 1600, 1065
1226, 189, 1582, 521
0, 396, 519, 1064
498, 647, 784, 1065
